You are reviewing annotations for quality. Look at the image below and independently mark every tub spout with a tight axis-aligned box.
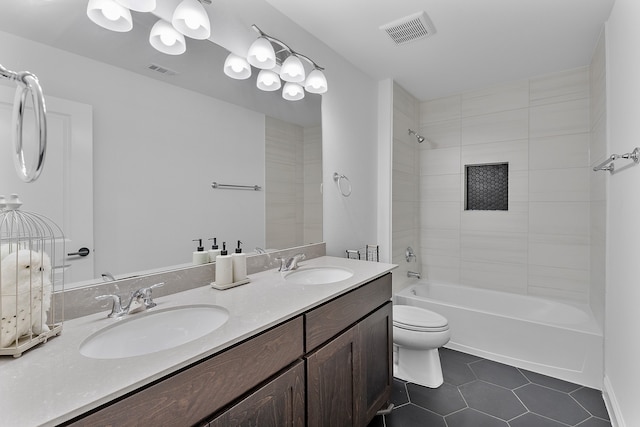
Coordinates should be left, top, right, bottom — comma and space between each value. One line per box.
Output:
407, 271, 421, 279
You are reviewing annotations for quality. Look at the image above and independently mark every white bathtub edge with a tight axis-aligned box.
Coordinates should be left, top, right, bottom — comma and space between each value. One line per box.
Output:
603, 375, 625, 427
397, 282, 604, 389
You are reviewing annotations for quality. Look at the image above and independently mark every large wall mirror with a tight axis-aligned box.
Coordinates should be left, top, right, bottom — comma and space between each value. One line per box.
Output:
0, 1, 322, 288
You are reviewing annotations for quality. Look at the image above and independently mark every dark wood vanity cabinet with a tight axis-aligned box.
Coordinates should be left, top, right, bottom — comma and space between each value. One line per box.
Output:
306, 274, 393, 427
65, 318, 305, 427
65, 272, 392, 427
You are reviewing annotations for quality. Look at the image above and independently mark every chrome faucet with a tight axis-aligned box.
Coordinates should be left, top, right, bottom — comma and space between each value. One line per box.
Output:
101, 272, 116, 282
405, 247, 417, 263
137, 282, 164, 309
278, 253, 306, 271
407, 271, 421, 279
95, 282, 164, 318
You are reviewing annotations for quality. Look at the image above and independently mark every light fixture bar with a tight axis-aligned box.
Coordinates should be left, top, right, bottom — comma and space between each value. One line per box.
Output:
251, 25, 324, 71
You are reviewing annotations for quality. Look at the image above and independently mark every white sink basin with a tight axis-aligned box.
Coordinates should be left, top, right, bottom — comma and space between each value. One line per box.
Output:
80, 305, 229, 359
284, 266, 354, 285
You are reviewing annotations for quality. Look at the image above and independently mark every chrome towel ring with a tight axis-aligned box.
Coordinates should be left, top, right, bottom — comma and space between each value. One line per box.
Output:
333, 172, 352, 197
1, 64, 47, 183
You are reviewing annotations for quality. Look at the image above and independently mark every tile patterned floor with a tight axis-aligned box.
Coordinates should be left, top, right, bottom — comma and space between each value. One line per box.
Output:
368, 348, 611, 427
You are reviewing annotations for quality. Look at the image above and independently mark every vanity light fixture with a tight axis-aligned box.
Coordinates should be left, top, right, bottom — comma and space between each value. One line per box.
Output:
223, 53, 252, 80
282, 82, 304, 101
172, 0, 211, 40
256, 69, 281, 91
304, 68, 328, 94
86, 0, 133, 32
247, 37, 276, 69
86, 0, 211, 55
149, 19, 186, 55
223, 24, 327, 101
280, 54, 305, 83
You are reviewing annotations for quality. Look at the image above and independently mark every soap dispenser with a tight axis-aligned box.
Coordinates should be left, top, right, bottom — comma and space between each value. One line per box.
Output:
208, 237, 221, 262
215, 242, 233, 286
192, 239, 209, 265
232, 240, 247, 282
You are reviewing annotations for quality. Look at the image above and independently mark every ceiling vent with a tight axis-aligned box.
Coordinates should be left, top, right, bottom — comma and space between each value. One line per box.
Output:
380, 11, 436, 46
147, 63, 178, 76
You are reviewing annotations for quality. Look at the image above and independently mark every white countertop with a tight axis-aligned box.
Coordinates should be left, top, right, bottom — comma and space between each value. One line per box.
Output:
0, 256, 396, 427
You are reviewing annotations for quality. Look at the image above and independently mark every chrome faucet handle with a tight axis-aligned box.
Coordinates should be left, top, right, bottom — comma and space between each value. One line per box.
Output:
138, 282, 164, 308
95, 294, 125, 318
287, 253, 306, 270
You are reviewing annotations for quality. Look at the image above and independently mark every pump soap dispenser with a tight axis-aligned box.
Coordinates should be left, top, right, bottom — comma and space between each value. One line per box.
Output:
232, 240, 247, 282
208, 237, 221, 262
214, 242, 233, 286
192, 239, 209, 265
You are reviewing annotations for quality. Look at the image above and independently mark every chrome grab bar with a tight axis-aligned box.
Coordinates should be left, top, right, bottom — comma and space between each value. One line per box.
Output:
211, 182, 262, 191
0, 63, 47, 183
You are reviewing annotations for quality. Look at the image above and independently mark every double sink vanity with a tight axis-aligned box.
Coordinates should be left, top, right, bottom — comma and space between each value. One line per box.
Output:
0, 254, 396, 427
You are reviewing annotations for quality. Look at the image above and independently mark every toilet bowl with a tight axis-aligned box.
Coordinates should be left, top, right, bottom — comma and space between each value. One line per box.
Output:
393, 304, 450, 388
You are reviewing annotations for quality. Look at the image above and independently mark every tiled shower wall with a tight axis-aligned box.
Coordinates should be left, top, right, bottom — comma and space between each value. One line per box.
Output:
265, 117, 322, 249
589, 31, 607, 327
303, 125, 323, 244
392, 83, 420, 291
419, 66, 594, 303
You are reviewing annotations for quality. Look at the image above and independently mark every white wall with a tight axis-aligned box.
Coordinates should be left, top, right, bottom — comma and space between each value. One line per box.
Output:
322, 69, 378, 257
603, 0, 640, 425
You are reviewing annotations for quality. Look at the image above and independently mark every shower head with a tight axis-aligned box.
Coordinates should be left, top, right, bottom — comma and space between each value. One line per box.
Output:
408, 129, 426, 143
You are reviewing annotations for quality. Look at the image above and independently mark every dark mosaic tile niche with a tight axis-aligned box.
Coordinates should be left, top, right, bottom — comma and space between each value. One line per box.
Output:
465, 163, 509, 211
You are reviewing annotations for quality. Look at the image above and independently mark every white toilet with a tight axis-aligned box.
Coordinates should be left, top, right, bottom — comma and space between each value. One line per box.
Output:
393, 304, 451, 388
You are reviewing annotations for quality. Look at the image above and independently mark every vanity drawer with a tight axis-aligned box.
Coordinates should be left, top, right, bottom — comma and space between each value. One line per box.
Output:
305, 273, 391, 352
67, 316, 304, 427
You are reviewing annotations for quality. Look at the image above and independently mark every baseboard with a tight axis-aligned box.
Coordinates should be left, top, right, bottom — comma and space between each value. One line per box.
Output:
603, 375, 625, 427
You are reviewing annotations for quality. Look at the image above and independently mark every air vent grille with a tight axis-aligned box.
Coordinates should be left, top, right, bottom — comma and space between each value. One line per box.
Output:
380, 11, 436, 46
147, 63, 178, 76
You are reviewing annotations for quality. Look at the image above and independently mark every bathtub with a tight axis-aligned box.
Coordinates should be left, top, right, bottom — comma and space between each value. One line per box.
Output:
395, 282, 603, 389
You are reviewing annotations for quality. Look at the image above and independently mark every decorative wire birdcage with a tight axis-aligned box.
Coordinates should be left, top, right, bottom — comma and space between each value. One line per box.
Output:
0, 194, 64, 357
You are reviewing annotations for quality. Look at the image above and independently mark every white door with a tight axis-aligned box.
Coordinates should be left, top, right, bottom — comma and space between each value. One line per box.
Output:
0, 85, 94, 287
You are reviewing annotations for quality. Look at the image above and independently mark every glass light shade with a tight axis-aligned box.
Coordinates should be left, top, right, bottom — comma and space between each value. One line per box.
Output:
87, 0, 133, 32
115, 0, 156, 12
247, 37, 276, 70
172, 0, 211, 40
282, 82, 305, 101
149, 20, 186, 55
223, 53, 251, 80
304, 69, 328, 94
280, 54, 305, 83
256, 69, 281, 91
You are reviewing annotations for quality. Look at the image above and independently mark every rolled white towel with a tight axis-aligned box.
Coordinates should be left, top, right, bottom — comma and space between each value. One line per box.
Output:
0, 249, 52, 347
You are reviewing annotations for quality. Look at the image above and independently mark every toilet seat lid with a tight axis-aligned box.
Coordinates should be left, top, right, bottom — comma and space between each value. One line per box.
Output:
393, 305, 448, 331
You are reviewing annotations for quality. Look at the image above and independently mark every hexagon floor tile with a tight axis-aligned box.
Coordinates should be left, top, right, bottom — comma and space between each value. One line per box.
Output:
369, 348, 612, 427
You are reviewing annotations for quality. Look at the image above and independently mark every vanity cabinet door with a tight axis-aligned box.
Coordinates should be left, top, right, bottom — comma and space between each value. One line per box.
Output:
208, 360, 305, 427
306, 302, 393, 427
306, 325, 361, 427
359, 302, 393, 423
